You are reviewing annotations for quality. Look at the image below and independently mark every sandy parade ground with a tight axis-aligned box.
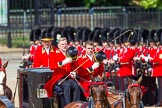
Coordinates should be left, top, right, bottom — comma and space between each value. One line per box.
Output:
0, 46, 161, 108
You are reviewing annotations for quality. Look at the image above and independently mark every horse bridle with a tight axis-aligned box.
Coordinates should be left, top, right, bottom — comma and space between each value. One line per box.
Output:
0, 68, 7, 95
126, 85, 142, 108
90, 84, 110, 108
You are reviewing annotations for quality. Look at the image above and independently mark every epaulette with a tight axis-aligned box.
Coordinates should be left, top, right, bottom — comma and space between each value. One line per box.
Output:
56, 49, 60, 53
77, 55, 82, 59
50, 46, 54, 52
82, 54, 87, 59
42, 47, 45, 54
159, 53, 162, 59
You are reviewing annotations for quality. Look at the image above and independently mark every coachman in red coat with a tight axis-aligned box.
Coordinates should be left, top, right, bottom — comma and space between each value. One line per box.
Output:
76, 41, 105, 98
44, 37, 81, 105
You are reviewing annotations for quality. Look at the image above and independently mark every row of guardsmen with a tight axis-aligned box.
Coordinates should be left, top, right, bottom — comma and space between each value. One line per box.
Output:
21, 26, 162, 106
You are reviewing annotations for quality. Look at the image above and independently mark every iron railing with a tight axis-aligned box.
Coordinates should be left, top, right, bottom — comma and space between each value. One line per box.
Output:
0, 0, 162, 48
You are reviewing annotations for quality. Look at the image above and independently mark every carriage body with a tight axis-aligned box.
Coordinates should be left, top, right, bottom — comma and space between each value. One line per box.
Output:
17, 68, 57, 108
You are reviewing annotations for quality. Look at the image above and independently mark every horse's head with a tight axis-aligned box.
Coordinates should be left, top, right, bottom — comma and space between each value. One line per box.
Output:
0, 60, 9, 96
126, 75, 143, 108
90, 82, 110, 108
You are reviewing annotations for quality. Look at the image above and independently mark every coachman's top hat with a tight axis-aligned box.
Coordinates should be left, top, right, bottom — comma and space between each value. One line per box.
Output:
66, 46, 78, 60
93, 51, 106, 63
41, 30, 53, 41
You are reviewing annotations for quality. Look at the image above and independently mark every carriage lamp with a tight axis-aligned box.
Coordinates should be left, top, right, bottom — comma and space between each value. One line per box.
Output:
37, 84, 48, 98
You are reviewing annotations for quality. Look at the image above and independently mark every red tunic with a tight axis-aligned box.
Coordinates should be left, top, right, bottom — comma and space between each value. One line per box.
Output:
33, 45, 57, 69
44, 49, 77, 97
148, 47, 162, 77
76, 54, 104, 98
117, 47, 135, 77
29, 44, 39, 62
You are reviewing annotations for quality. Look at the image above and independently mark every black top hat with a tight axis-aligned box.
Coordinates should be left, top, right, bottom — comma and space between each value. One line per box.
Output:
94, 51, 106, 63
33, 28, 41, 41
66, 46, 78, 60
41, 30, 53, 41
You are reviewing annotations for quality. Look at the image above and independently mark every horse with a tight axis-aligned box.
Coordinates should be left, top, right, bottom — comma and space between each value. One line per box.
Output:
64, 82, 111, 108
0, 60, 13, 108
125, 75, 144, 108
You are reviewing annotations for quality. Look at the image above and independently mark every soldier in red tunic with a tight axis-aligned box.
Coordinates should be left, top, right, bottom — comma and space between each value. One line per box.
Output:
115, 29, 135, 91
21, 28, 41, 68
44, 37, 81, 106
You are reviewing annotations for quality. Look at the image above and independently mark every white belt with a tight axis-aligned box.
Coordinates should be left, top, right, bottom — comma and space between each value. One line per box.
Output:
120, 62, 129, 65
153, 62, 159, 65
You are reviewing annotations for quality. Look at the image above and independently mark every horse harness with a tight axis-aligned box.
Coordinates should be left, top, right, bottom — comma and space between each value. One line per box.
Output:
125, 84, 142, 107
0, 68, 7, 95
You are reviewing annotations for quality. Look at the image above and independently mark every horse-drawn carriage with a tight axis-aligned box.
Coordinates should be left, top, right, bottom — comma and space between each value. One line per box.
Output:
16, 66, 144, 108
0, 58, 145, 108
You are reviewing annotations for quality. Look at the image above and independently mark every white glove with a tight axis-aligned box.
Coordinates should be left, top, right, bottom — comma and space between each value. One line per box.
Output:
108, 59, 115, 64
92, 62, 99, 70
133, 57, 140, 61
148, 68, 152, 72
140, 54, 145, 59
145, 56, 153, 62
22, 54, 30, 60
112, 54, 118, 61
62, 57, 72, 65
70, 71, 76, 78
103, 59, 108, 64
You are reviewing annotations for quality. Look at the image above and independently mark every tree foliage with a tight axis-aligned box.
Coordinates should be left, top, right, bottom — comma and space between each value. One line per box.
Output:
83, 0, 133, 7
139, 0, 162, 9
